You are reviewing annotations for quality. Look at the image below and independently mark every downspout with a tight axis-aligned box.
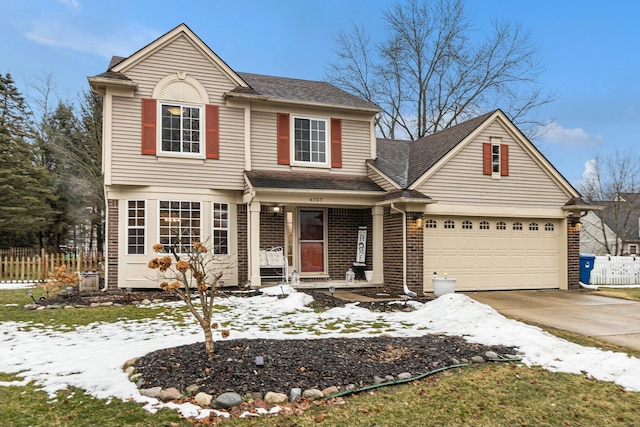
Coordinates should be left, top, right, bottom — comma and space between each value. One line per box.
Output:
390, 203, 417, 298
101, 187, 109, 292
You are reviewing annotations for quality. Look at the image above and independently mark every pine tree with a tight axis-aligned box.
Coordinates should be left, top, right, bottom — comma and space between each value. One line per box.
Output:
0, 73, 54, 247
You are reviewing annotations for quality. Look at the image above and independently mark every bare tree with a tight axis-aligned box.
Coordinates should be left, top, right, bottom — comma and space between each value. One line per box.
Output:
580, 149, 640, 255
326, 0, 553, 140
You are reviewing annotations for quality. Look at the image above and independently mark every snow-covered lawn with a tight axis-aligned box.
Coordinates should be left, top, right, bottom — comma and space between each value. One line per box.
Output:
1, 283, 640, 419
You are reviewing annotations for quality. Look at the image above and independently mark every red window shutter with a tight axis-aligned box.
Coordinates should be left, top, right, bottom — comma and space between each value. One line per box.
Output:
206, 104, 220, 159
331, 118, 342, 168
482, 143, 491, 175
141, 98, 156, 155
277, 113, 290, 165
500, 144, 509, 176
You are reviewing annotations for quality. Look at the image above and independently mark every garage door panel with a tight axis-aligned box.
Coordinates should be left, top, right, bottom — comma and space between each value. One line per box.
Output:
424, 216, 562, 291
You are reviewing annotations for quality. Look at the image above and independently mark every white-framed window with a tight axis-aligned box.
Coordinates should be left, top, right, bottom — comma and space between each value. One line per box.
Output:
444, 220, 455, 229
529, 223, 539, 231
513, 222, 523, 231
492, 144, 501, 174
212, 202, 229, 255
293, 116, 327, 166
479, 221, 490, 230
545, 223, 555, 231
496, 221, 507, 230
630, 244, 638, 255
462, 220, 473, 230
127, 200, 145, 255
159, 200, 201, 252
160, 103, 203, 156
425, 219, 437, 229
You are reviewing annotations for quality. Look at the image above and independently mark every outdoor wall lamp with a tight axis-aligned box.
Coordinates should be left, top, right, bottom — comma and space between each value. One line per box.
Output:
272, 205, 281, 216
411, 212, 423, 227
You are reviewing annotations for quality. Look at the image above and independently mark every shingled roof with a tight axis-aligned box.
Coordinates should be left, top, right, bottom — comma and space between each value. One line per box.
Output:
234, 72, 380, 111
372, 110, 497, 188
245, 170, 385, 193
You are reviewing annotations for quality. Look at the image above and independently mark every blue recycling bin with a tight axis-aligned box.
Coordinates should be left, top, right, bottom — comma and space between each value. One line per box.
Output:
579, 254, 596, 284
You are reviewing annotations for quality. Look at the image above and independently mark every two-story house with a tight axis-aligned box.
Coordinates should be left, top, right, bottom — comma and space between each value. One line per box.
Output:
89, 24, 592, 294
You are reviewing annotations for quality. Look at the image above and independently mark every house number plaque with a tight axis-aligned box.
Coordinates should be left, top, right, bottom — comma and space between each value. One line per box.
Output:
309, 197, 323, 202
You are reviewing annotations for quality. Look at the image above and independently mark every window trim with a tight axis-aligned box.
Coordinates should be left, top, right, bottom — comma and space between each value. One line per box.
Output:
157, 102, 205, 158
291, 116, 330, 168
126, 199, 146, 255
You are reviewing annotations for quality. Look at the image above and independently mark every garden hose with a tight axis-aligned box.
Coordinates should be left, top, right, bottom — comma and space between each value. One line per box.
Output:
327, 356, 523, 399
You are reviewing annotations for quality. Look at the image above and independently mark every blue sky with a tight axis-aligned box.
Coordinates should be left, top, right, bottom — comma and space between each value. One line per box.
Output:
2, 0, 639, 188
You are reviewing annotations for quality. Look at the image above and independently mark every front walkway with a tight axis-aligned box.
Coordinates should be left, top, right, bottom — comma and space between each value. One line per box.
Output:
465, 290, 640, 351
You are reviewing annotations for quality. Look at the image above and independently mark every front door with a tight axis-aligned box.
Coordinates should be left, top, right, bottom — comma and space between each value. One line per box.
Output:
299, 209, 325, 273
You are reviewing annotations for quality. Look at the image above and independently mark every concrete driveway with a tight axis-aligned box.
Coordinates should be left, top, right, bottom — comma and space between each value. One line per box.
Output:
464, 290, 640, 351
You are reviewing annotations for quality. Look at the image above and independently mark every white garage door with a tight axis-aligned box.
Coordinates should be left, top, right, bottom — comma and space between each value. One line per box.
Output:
423, 216, 563, 292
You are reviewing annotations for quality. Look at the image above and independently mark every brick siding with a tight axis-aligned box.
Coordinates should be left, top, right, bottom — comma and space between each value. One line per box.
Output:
237, 205, 247, 284
568, 225, 580, 289
327, 208, 372, 280
383, 208, 404, 292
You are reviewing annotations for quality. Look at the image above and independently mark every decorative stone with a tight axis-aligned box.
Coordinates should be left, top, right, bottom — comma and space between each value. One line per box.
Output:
195, 391, 213, 406
140, 299, 151, 305
152, 299, 164, 303
290, 388, 302, 402
485, 351, 498, 359
64, 305, 75, 309
124, 366, 135, 375
100, 301, 114, 307
23, 304, 37, 310
397, 372, 412, 380
36, 306, 46, 310
89, 302, 100, 308
264, 391, 288, 404
139, 387, 162, 398
471, 355, 485, 364
131, 300, 141, 305
47, 304, 62, 309
247, 392, 263, 401
185, 384, 200, 396
129, 373, 142, 382
384, 375, 395, 382
321, 386, 339, 396
449, 357, 461, 365
212, 391, 242, 409
302, 388, 324, 400
344, 384, 356, 391
159, 387, 182, 401
123, 357, 138, 369
373, 376, 385, 385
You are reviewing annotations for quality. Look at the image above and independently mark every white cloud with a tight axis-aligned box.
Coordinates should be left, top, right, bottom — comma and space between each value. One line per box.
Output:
24, 21, 159, 59
541, 121, 603, 148
59, 0, 81, 11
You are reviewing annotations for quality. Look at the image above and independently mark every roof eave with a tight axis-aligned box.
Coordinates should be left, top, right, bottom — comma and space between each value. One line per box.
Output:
224, 91, 381, 114
87, 76, 138, 95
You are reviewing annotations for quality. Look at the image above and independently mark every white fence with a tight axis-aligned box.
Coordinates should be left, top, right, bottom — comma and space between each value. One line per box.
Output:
590, 255, 640, 285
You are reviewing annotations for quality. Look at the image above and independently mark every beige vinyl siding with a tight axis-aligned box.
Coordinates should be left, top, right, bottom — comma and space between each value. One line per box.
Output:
368, 169, 398, 191
109, 34, 245, 190
251, 112, 371, 175
417, 122, 569, 207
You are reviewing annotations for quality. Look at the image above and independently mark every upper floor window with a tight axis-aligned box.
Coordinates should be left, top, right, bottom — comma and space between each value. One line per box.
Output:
483, 138, 509, 177
293, 117, 327, 165
160, 103, 202, 155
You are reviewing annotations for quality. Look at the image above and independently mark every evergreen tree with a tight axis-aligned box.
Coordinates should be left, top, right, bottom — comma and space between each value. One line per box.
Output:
0, 73, 54, 247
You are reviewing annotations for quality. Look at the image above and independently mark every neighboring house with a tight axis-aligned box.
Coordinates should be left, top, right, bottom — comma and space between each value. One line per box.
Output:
580, 195, 640, 256
88, 24, 594, 294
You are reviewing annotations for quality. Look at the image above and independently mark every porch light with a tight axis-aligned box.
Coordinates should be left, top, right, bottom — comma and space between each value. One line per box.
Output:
272, 205, 281, 215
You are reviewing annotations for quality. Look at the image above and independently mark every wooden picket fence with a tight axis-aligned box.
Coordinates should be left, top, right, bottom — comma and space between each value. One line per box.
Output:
590, 255, 640, 285
0, 250, 103, 282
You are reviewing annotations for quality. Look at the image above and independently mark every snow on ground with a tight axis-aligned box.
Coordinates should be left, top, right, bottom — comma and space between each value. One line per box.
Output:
0, 281, 37, 290
1, 285, 640, 418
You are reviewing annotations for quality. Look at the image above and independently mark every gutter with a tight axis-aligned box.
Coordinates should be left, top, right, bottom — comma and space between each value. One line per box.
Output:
390, 203, 417, 298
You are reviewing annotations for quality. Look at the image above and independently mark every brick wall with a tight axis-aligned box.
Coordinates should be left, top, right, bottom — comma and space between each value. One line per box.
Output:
568, 224, 580, 290
237, 205, 247, 284
327, 208, 372, 280
406, 212, 424, 295
383, 209, 404, 292
107, 199, 118, 287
